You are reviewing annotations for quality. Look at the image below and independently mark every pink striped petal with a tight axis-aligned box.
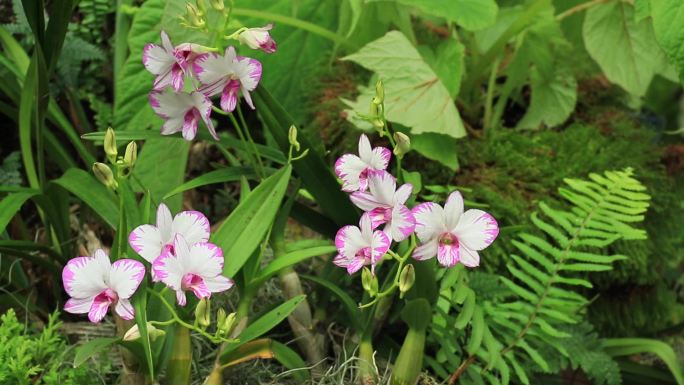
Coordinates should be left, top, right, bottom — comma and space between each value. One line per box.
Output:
335, 154, 367, 192
115, 299, 135, 320
394, 183, 413, 205
62, 255, 109, 299
388, 204, 415, 242
412, 238, 438, 261
368, 146, 391, 170
335, 225, 365, 259
176, 290, 187, 306
412, 202, 446, 243
370, 230, 391, 264
453, 209, 499, 251
350, 191, 383, 212
437, 242, 459, 267
172, 211, 211, 246
64, 296, 94, 315
88, 296, 111, 323
459, 245, 480, 268
204, 276, 234, 293
128, 224, 163, 264
109, 259, 145, 300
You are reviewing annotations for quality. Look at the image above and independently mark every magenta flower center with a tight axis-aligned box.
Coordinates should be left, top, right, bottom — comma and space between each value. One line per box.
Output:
355, 247, 373, 261
181, 273, 204, 291
439, 232, 459, 247
163, 243, 176, 255
184, 108, 201, 127
95, 288, 118, 304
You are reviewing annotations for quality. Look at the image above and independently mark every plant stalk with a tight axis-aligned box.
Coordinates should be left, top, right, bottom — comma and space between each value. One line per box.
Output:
391, 328, 426, 385
167, 325, 192, 385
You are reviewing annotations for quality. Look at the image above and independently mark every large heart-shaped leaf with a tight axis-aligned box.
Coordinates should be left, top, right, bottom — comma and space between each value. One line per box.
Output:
651, 0, 684, 82
343, 31, 465, 139
389, 0, 498, 31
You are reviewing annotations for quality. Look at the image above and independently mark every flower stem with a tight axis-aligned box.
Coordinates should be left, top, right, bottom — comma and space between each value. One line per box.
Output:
236, 103, 265, 178
166, 325, 192, 385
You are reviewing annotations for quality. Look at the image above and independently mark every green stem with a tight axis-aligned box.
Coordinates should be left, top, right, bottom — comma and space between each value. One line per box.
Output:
358, 334, 376, 385
555, 0, 610, 20
483, 55, 501, 136
236, 103, 265, 179
166, 325, 192, 385
230, 8, 354, 49
391, 327, 426, 385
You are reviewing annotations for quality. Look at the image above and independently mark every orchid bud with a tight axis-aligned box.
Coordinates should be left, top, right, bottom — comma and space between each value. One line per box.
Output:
185, 3, 205, 28
210, 0, 224, 10
374, 79, 384, 105
393, 132, 411, 159
288, 125, 300, 151
218, 312, 236, 335
195, 298, 211, 328
123, 323, 165, 342
361, 267, 378, 296
399, 264, 415, 297
104, 127, 117, 164
124, 141, 137, 167
237, 24, 277, 54
93, 162, 118, 190
195, 0, 207, 13
217, 308, 227, 327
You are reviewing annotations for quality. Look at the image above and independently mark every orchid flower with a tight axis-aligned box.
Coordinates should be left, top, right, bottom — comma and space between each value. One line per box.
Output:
129, 203, 211, 280
143, 31, 203, 92
149, 89, 217, 140
412, 191, 499, 268
335, 134, 391, 192
334, 214, 391, 275
350, 170, 416, 242
193, 47, 262, 113
63, 249, 145, 323
152, 234, 234, 306
238, 24, 277, 53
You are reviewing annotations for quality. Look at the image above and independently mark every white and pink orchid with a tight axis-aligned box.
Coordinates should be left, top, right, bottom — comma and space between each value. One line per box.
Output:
152, 234, 234, 306
149, 89, 217, 140
193, 47, 262, 113
334, 214, 391, 275
143, 31, 203, 92
350, 170, 415, 242
412, 191, 499, 268
238, 24, 277, 54
335, 134, 391, 192
129, 203, 211, 280
63, 249, 145, 323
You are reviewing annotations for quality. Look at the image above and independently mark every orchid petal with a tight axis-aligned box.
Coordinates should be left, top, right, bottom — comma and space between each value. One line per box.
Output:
453, 209, 499, 251
412, 202, 446, 243
367, 171, 396, 206
388, 204, 415, 242
335, 154, 367, 192
412, 238, 438, 261
88, 297, 111, 323
172, 211, 211, 246
64, 296, 95, 315
62, 255, 109, 299
459, 245, 480, 267
128, 224, 163, 263
394, 183, 413, 205
115, 298, 135, 320
156, 203, 173, 242
335, 225, 365, 259
437, 242, 459, 267
109, 259, 145, 300
350, 191, 383, 212
444, 191, 465, 230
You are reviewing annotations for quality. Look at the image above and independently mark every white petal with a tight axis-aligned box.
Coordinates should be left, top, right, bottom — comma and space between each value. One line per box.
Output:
142, 44, 175, 76
444, 191, 465, 230
412, 238, 438, 261
367, 146, 391, 170
335, 225, 365, 259
388, 204, 415, 242
160, 117, 184, 136
235, 57, 261, 91
149, 90, 193, 120
459, 245, 480, 267
412, 202, 446, 243
152, 251, 184, 291
62, 254, 110, 299
204, 275, 234, 293
172, 234, 192, 262
350, 191, 383, 212
128, 224, 163, 263
64, 296, 95, 314
186, 242, 224, 278
160, 31, 174, 53
367, 171, 396, 206
114, 298, 135, 320
394, 183, 413, 205
358, 134, 372, 162
335, 154, 367, 192
437, 243, 459, 267
453, 209, 499, 251
156, 203, 174, 243
359, 213, 374, 239
109, 259, 145, 299
193, 52, 232, 89
172, 211, 211, 246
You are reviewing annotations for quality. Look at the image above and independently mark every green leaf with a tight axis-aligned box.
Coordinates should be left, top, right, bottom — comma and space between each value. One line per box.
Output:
73, 337, 120, 367
163, 167, 256, 199
221, 295, 306, 360
212, 165, 292, 277
390, 0, 497, 30
0, 190, 38, 233
271, 341, 311, 381
604, 338, 684, 385
583, 1, 670, 96
651, 0, 684, 82
516, 68, 577, 130
132, 280, 154, 378
411, 132, 459, 170
134, 138, 190, 213
52, 168, 119, 229
255, 245, 336, 283
300, 273, 364, 331
343, 31, 465, 139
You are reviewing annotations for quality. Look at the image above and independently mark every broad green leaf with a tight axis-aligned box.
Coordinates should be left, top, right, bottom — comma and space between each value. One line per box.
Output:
0, 190, 38, 233
411, 133, 459, 170
634, 0, 651, 21
271, 341, 310, 381
255, 245, 336, 283
391, 0, 498, 31
220, 295, 306, 360
163, 167, 256, 199
516, 68, 577, 129
133, 138, 189, 213
604, 338, 684, 385
583, 1, 670, 96
651, 0, 684, 82
426, 40, 465, 98
343, 31, 465, 139
52, 168, 119, 229
212, 165, 292, 277
73, 337, 120, 367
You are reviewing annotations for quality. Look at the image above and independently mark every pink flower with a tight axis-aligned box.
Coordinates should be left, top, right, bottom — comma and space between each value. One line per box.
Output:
142, 31, 204, 92
412, 191, 499, 268
152, 234, 234, 306
148, 89, 217, 140
350, 170, 415, 242
193, 47, 262, 113
334, 214, 391, 275
63, 249, 145, 323
335, 134, 391, 192
238, 24, 277, 54
129, 203, 211, 280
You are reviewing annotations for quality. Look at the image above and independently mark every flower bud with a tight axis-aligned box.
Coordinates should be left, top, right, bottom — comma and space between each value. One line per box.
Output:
288, 125, 300, 151
393, 132, 411, 159
123, 323, 165, 342
186, 3, 205, 28
104, 127, 117, 163
124, 141, 137, 167
218, 312, 236, 335
217, 308, 227, 326
195, 0, 207, 13
210, 0, 224, 10
92, 162, 118, 190
361, 267, 378, 296
195, 298, 211, 328
375, 79, 384, 104
399, 264, 415, 297
238, 24, 277, 54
